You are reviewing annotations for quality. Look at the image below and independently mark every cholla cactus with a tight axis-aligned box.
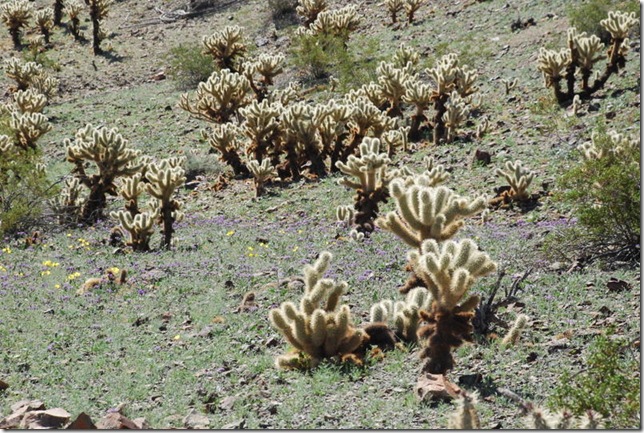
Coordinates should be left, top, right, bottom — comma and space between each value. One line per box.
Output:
87, 0, 110, 54
145, 158, 185, 249
404, 0, 424, 24
396, 156, 450, 188
370, 287, 432, 342
280, 102, 324, 179
112, 209, 157, 252
4, 57, 40, 91
336, 137, 395, 234
50, 177, 84, 224
269, 251, 368, 369
1, 89, 48, 115
178, 69, 252, 124
296, 0, 327, 27
202, 123, 250, 177
314, 99, 353, 170
501, 314, 529, 347
35, 8, 54, 44
377, 61, 414, 117
412, 238, 497, 374
247, 158, 278, 197
0, 135, 13, 153
537, 10, 638, 104
376, 178, 487, 249
336, 205, 354, 227
442, 91, 470, 143
376, 177, 486, 293
403, 78, 432, 141
4, 58, 59, 99
243, 52, 285, 99
65, 0, 84, 40
202, 25, 247, 72
1, 0, 32, 49
448, 391, 481, 429
7, 111, 52, 151
381, 126, 410, 156
342, 95, 395, 160
384, 0, 404, 25
495, 160, 535, 201
50, 177, 85, 224
65, 124, 142, 223
239, 99, 282, 164
427, 53, 478, 145
578, 129, 639, 161
116, 172, 145, 217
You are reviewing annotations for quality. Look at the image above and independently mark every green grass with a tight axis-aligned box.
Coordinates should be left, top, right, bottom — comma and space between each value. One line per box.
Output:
0, 0, 640, 429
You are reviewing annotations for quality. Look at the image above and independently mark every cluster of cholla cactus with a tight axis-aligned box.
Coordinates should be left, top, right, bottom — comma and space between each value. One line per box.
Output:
0, 0, 32, 49
494, 160, 535, 202
87, 0, 111, 54
335, 137, 398, 235
537, 10, 639, 104
110, 158, 186, 251
448, 392, 603, 429
181, 52, 409, 192
370, 287, 432, 343
269, 252, 368, 369
4, 57, 59, 98
64, 124, 143, 224
348, 47, 479, 144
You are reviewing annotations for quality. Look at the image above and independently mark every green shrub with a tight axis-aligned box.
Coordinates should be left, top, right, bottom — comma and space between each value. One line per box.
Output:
0, 148, 54, 237
291, 32, 343, 80
556, 127, 640, 262
548, 331, 640, 428
291, 32, 378, 90
567, 0, 641, 42
166, 43, 215, 90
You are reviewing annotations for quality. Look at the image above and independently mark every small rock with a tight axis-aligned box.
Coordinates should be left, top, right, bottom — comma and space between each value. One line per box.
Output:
255, 37, 269, 47
183, 409, 210, 429
219, 396, 237, 411
96, 412, 139, 429
20, 408, 71, 429
67, 412, 96, 429
473, 149, 492, 165
221, 418, 246, 429
0, 379, 8, 390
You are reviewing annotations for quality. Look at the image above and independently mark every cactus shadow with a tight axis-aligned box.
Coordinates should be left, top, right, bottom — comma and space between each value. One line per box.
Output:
99, 50, 126, 64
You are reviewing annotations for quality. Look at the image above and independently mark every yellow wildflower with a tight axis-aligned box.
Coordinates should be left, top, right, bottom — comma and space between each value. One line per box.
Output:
226, 230, 235, 236
2, 246, 11, 254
